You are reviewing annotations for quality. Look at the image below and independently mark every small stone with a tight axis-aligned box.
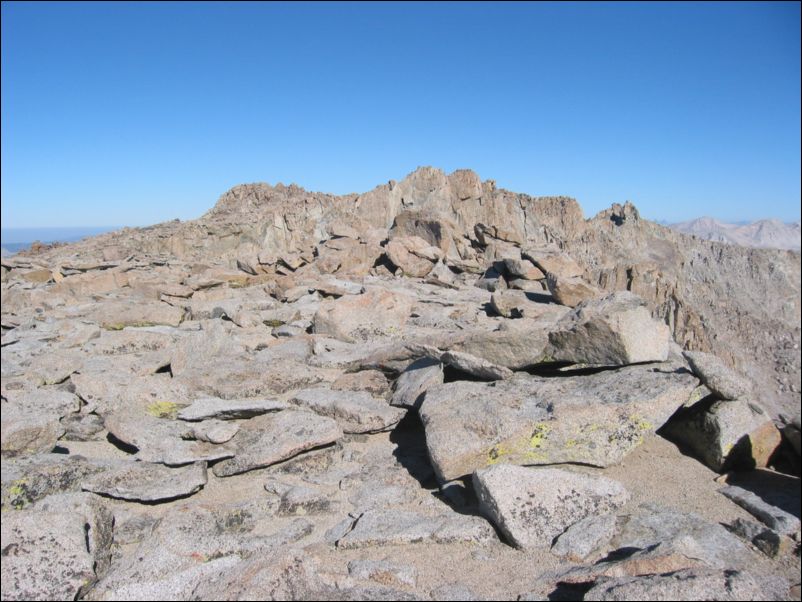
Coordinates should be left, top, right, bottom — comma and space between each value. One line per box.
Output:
441, 350, 513, 380
726, 518, 785, 558
719, 485, 801, 535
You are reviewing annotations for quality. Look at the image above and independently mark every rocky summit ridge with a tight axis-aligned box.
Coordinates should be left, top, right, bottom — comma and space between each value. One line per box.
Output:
1, 167, 800, 601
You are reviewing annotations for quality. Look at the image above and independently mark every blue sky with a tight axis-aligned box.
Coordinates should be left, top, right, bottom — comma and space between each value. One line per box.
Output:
2, 1, 800, 228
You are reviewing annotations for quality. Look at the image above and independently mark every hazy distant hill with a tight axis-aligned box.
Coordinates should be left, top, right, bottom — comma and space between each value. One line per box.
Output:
669, 217, 801, 251
0, 226, 121, 257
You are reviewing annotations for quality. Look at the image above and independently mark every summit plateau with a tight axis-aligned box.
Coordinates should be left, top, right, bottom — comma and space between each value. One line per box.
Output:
1, 167, 800, 601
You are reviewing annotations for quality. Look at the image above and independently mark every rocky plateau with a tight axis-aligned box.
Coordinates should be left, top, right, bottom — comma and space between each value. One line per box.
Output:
1, 167, 800, 601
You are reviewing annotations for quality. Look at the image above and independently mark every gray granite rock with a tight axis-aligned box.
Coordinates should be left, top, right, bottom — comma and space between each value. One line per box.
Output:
177, 396, 288, 421
726, 517, 785, 558
60, 412, 106, 441
473, 465, 629, 549
1, 454, 115, 510
489, 290, 537, 318
683, 350, 754, 400
105, 406, 236, 465
1, 413, 64, 457
348, 558, 417, 587
522, 246, 584, 280
662, 399, 781, 471
2, 388, 80, 417
391, 357, 444, 409
446, 325, 559, 370
332, 369, 392, 399
313, 288, 414, 342
1, 507, 106, 600
289, 387, 405, 433
430, 583, 480, 601
91, 300, 185, 329
719, 485, 801, 536
419, 365, 698, 482
534, 503, 764, 597
264, 478, 337, 516
502, 257, 544, 281
212, 410, 342, 477
547, 291, 671, 366
89, 502, 315, 600
545, 273, 602, 308
183, 419, 240, 443
336, 508, 496, 548
30, 492, 115, 577
782, 412, 801, 456
441, 350, 513, 380
551, 513, 619, 561
191, 549, 327, 601
82, 461, 208, 502
386, 236, 441, 278
582, 568, 788, 602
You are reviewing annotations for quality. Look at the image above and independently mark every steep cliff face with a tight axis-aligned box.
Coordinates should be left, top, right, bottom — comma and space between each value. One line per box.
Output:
17, 167, 801, 417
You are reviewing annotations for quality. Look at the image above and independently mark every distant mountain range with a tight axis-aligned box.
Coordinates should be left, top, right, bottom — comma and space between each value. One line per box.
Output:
1, 226, 121, 258
668, 217, 801, 251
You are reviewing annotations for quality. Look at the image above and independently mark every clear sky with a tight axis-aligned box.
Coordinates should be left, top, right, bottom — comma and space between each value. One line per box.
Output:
2, 1, 800, 228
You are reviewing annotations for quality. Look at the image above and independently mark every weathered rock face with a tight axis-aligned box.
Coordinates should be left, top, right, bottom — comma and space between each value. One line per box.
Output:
419, 365, 698, 482
545, 273, 601, 308
547, 292, 671, 366
313, 288, 414, 342
385, 236, 443, 277
1, 504, 111, 600
526, 502, 785, 600
473, 465, 629, 549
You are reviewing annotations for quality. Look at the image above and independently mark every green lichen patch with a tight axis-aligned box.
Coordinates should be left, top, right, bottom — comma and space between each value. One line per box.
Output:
3, 479, 31, 510
146, 400, 181, 419
529, 423, 552, 449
